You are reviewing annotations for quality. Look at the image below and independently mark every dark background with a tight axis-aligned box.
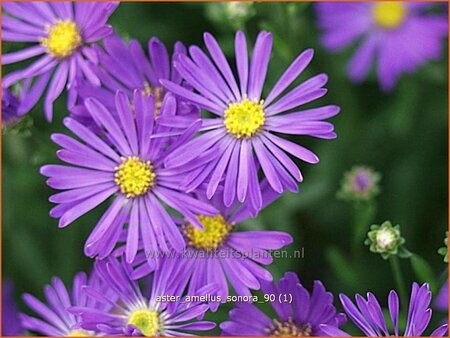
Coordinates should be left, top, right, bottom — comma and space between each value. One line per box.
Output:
2, 2, 448, 335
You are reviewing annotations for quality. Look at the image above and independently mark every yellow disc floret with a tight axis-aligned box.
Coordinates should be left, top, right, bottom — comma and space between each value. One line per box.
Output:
115, 156, 156, 198
142, 82, 165, 117
41, 20, 82, 58
224, 98, 265, 138
128, 309, 160, 337
67, 330, 90, 337
184, 215, 232, 251
268, 318, 312, 337
373, 2, 406, 29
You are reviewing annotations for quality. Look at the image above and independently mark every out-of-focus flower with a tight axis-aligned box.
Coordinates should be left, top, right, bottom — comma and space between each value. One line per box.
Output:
338, 166, 381, 202
72, 257, 216, 336
321, 282, 448, 336
2, 2, 118, 120
41, 91, 216, 264
316, 2, 448, 91
2, 280, 22, 336
435, 280, 448, 313
220, 272, 346, 336
71, 34, 199, 130
131, 183, 291, 310
20, 271, 114, 336
162, 31, 339, 215
438, 231, 448, 262
365, 221, 406, 259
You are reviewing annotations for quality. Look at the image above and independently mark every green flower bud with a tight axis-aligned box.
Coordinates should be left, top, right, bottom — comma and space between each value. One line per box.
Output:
206, 2, 255, 30
438, 231, 448, 263
365, 221, 406, 259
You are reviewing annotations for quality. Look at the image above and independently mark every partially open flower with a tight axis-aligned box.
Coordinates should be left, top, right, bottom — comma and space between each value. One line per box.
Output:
338, 166, 381, 203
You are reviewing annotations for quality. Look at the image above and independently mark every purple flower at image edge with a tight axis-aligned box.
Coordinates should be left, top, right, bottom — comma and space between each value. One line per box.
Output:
19, 271, 115, 336
321, 282, 449, 336
2, 280, 22, 336
220, 272, 346, 336
435, 279, 448, 316
71, 256, 215, 336
2, 88, 22, 127
162, 31, 339, 214
41, 91, 217, 265
70, 34, 199, 130
316, 2, 448, 91
130, 183, 292, 310
2, 2, 118, 120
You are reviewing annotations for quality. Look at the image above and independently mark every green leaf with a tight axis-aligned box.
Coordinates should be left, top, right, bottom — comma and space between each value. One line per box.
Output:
398, 246, 413, 259
325, 247, 360, 290
410, 254, 436, 292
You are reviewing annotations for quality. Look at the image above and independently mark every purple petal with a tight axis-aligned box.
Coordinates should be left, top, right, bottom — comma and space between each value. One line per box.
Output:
265, 48, 314, 106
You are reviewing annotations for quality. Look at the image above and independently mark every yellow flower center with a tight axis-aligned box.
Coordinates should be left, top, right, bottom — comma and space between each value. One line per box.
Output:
224, 98, 265, 138
183, 215, 232, 251
41, 20, 82, 58
128, 309, 160, 337
269, 318, 312, 337
67, 330, 90, 337
142, 82, 165, 117
372, 2, 406, 29
115, 156, 156, 198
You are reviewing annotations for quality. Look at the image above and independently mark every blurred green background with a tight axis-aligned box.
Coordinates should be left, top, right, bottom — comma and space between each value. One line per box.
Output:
2, 2, 448, 335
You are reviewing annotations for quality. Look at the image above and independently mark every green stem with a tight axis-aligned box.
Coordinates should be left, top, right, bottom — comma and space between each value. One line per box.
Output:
390, 256, 408, 307
351, 202, 375, 258
437, 266, 448, 290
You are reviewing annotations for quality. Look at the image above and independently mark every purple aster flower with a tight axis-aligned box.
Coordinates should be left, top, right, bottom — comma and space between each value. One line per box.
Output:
435, 280, 448, 313
2, 2, 118, 121
2, 75, 52, 127
41, 91, 217, 264
72, 257, 216, 336
2, 88, 21, 127
321, 282, 449, 336
161, 31, 339, 214
70, 34, 199, 130
316, 2, 448, 91
19, 271, 114, 336
130, 183, 292, 311
220, 272, 346, 336
2, 280, 22, 336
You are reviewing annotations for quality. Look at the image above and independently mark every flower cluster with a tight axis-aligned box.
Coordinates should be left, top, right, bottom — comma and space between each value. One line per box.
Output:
2, 2, 448, 337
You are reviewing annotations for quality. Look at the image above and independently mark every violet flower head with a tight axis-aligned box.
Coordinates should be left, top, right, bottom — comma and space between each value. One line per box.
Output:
131, 183, 292, 310
435, 280, 448, 313
321, 282, 448, 336
72, 257, 216, 336
316, 2, 448, 91
338, 166, 381, 202
71, 34, 199, 129
162, 31, 339, 214
40, 91, 216, 265
2, 88, 21, 127
2, 280, 22, 336
220, 272, 346, 336
19, 271, 114, 336
2, 2, 118, 120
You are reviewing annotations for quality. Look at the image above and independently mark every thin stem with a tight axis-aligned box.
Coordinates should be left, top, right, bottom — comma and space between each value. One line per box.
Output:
390, 256, 408, 308
351, 202, 375, 258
